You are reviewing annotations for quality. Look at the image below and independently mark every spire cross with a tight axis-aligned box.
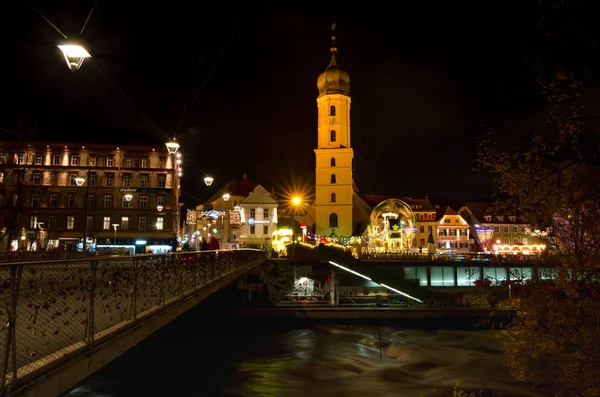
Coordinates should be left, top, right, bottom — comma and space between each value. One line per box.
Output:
330, 22, 338, 66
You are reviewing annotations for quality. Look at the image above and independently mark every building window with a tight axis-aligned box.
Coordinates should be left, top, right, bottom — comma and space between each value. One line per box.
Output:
123, 174, 131, 187
89, 173, 96, 186
68, 194, 76, 208
157, 196, 165, 208
330, 130, 336, 142
88, 157, 96, 166
140, 175, 148, 187
250, 209, 256, 218
17, 153, 24, 164
67, 216, 75, 230
420, 226, 425, 233
140, 196, 148, 208
33, 173, 41, 185
330, 105, 336, 116
139, 216, 147, 230
29, 215, 38, 229
104, 195, 112, 208
70, 155, 79, 166
31, 194, 39, 207
420, 238, 425, 247
124, 158, 132, 167
263, 209, 269, 219
331, 192, 336, 202
106, 157, 114, 167
35, 155, 43, 165
158, 175, 166, 187
122, 196, 131, 208
330, 157, 336, 167
330, 174, 336, 184
53, 154, 61, 165
141, 158, 148, 168
87, 216, 93, 230
494, 226, 500, 232
0, 153, 5, 164
156, 217, 164, 230
250, 225, 255, 235
88, 194, 94, 208
48, 215, 57, 228
69, 174, 78, 185
103, 217, 110, 230
503, 226, 509, 233
329, 213, 338, 228
121, 217, 129, 230
105, 174, 114, 187
50, 194, 58, 207
233, 200, 238, 207
512, 226, 518, 233
263, 225, 269, 235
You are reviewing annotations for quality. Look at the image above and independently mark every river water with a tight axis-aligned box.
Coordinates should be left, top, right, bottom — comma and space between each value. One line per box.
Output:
65, 305, 552, 397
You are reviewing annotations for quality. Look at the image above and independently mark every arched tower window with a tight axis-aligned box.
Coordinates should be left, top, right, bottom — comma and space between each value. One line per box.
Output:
330, 157, 336, 167
330, 130, 336, 142
329, 213, 338, 228
330, 174, 336, 184
330, 105, 336, 116
330, 193, 336, 202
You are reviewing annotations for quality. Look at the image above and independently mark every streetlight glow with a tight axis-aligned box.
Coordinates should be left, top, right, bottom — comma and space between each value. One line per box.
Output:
124, 194, 133, 202
204, 176, 214, 186
58, 44, 91, 71
165, 140, 180, 154
74, 177, 86, 187
292, 196, 301, 206
223, 193, 230, 201
157, 205, 164, 212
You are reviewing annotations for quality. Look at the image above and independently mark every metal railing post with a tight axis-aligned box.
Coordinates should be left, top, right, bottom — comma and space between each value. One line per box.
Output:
89, 260, 98, 343
159, 255, 165, 307
1, 265, 23, 388
132, 257, 138, 320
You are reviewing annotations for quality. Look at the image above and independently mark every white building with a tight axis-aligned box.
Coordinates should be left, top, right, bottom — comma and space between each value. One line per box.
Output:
239, 185, 278, 249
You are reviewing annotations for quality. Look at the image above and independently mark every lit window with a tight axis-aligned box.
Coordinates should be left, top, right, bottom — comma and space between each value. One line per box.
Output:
35, 155, 43, 165
17, 153, 24, 164
67, 216, 75, 230
71, 155, 79, 166
330, 157, 336, 167
330, 174, 336, 184
103, 217, 110, 230
122, 196, 131, 208
29, 215, 38, 229
106, 157, 114, 167
330, 130, 336, 142
330, 193, 336, 202
329, 213, 338, 228
330, 105, 336, 116
0, 153, 5, 164
139, 216, 147, 230
141, 158, 148, 168
53, 154, 61, 165
121, 217, 129, 230
156, 217, 164, 230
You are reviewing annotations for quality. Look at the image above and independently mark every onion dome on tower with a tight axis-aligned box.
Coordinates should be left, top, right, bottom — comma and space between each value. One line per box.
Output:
317, 24, 350, 97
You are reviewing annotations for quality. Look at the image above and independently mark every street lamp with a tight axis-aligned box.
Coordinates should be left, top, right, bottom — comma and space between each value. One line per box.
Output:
124, 194, 133, 202
74, 175, 91, 252
157, 205, 164, 212
57, 44, 91, 72
112, 224, 119, 246
165, 139, 180, 154
222, 193, 230, 201
204, 176, 214, 186
291, 196, 302, 258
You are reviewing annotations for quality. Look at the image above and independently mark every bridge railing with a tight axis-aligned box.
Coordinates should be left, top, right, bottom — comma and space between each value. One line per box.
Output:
0, 249, 265, 394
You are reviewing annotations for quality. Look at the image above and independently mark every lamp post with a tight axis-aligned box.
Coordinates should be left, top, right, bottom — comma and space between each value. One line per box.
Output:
74, 172, 91, 253
291, 196, 301, 258
112, 224, 119, 246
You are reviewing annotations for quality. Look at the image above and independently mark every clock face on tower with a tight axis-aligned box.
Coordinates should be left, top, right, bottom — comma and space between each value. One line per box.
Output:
328, 117, 339, 126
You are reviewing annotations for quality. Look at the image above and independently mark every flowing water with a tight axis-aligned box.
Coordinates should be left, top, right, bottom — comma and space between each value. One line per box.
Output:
64, 305, 555, 397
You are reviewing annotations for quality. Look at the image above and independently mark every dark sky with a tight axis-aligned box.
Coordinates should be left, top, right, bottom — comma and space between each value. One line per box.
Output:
1, 1, 547, 206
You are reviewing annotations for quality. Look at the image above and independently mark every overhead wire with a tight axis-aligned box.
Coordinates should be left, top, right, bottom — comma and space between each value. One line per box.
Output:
21, 0, 68, 39
80, 0, 98, 35
0, 125, 23, 138
175, 48, 207, 137
178, 19, 239, 130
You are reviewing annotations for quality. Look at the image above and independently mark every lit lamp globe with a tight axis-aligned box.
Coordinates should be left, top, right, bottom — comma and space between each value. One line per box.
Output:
165, 139, 180, 155
204, 176, 214, 186
124, 194, 133, 202
223, 193, 230, 201
57, 43, 91, 72
74, 177, 86, 187
292, 197, 301, 206
157, 205, 164, 212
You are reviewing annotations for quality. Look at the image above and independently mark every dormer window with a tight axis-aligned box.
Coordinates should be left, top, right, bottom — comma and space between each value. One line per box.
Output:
484, 216, 491, 221
330, 105, 336, 116
330, 130, 336, 142
497, 216, 504, 222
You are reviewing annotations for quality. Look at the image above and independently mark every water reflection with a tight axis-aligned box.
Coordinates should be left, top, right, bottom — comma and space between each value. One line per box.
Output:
66, 324, 552, 397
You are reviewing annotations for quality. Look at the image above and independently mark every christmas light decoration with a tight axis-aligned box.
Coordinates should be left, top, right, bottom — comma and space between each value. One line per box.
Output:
186, 209, 197, 225
476, 227, 495, 252
229, 210, 241, 225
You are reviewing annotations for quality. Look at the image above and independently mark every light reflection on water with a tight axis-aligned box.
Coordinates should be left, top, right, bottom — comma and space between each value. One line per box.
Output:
66, 324, 553, 397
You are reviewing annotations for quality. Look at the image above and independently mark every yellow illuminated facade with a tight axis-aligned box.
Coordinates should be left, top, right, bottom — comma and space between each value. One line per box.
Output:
313, 31, 354, 238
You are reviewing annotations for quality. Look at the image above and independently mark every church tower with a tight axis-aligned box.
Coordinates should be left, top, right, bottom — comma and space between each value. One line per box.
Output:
314, 25, 354, 238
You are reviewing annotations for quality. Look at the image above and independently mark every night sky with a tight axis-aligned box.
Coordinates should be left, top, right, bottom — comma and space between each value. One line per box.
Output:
2, 1, 548, 206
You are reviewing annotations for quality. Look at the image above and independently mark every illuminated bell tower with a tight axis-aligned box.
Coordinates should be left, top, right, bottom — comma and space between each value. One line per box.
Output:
314, 25, 353, 238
